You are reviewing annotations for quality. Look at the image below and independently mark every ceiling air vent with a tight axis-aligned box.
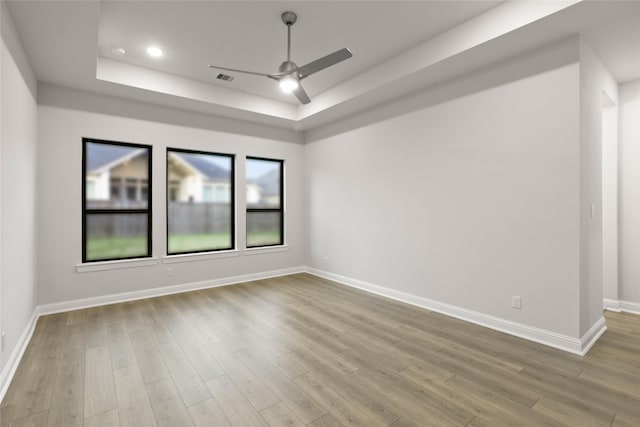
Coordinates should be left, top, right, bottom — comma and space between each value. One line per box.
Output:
216, 73, 235, 82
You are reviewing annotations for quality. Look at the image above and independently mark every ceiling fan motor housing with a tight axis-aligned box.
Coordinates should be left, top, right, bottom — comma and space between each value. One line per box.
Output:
278, 60, 298, 77
281, 11, 297, 26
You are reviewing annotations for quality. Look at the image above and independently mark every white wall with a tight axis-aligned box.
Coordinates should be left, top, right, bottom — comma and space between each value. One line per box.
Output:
578, 39, 618, 333
0, 1, 38, 372
619, 79, 640, 306
36, 86, 305, 305
306, 40, 584, 338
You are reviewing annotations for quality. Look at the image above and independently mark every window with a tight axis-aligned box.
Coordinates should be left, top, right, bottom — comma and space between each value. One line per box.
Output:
167, 148, 235, 255
246, 157, 283, 247
83, 139, 152, 262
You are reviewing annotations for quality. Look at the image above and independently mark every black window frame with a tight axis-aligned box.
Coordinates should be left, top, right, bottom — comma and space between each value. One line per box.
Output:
246, 156, 284, 248
82, 138, 153, 263
166, 147, 236, 256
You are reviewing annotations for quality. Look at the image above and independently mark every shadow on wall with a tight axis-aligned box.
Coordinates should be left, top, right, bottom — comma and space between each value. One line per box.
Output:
306, 36, 579, 143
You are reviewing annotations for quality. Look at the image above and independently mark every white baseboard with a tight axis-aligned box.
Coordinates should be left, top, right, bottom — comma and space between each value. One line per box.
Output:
603, 298, 621, 312
37, 266, 305, 316
604, 298, 640, 315
0, 266, 304, 402
305, 267, 606, 356
0, 309, 38, 402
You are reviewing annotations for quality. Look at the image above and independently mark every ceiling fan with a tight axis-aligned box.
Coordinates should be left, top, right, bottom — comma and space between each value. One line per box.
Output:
208, 11, 353, 105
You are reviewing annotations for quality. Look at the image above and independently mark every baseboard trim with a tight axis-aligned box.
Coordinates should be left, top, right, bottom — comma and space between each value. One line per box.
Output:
604, 298, 640, 315
603, 298, 622, 312
38, 266, 305, 316
620, 300, 640, 314
579, 316, 608, 354
0, 309, 38, 402
306, 267, 604, 356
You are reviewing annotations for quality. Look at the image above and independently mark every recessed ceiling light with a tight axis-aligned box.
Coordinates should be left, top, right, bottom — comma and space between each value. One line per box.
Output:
146, 46, 164, 58
111, 47, 126, 56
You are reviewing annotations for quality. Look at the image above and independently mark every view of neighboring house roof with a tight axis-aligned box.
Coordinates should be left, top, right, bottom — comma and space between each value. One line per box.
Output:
86, 143, 145, 173
255, 168, 280, 196
172, 152, 229, 181
87, 143, 230, 181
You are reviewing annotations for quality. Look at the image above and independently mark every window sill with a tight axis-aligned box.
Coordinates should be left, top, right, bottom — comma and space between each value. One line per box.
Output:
243, 245, 289, 256
76, 257, 159, 273
162, 250, 241, 264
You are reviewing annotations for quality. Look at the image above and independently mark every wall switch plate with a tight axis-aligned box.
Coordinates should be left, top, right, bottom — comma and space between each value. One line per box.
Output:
512, 296, 522, 309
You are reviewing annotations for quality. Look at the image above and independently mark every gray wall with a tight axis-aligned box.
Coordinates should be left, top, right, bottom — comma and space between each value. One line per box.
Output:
305, 39, 584, 338
1, 1, 38, 373
619, 79, 640, 305
578, 39, 618, 334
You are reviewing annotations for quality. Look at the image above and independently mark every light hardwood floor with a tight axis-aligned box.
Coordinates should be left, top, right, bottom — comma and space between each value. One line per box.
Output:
1, 273, 639, 426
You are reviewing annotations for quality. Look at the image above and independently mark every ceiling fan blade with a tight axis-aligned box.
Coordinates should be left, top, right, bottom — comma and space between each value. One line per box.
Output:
297, 48, 353, 79
293, 84, 311, 105
208, 64, 271, 78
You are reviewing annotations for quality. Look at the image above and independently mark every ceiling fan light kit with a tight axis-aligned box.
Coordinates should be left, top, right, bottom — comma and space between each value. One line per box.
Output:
208, 11, 352, 104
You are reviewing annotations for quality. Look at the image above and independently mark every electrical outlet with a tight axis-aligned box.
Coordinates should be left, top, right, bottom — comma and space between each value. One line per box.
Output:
167, 267, 174, 277
512, 296, 522, 309
324, 256, 329, 265
1, 331, 6, 352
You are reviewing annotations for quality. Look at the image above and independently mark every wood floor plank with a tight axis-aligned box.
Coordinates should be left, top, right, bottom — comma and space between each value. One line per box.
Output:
83, 408, 120, 427
307, 413, 344, 427
350, 367, 473, 426
84, 409, 120, 427
11, 348, 58, 420
389, 417, 423, 427
444, 374, 565, 426
1, 404, 16, 425
187, 398, 231, 427
127, 327, 170, 385
292, 373, 390, 427
67, 308, 88, 326
146, 378, 195, 427
47, 363, 85, 427
85, 309, 107, 350
9, 411, 49, 427
237, 347, 327, 423
113, 365, 157, 427
58, 323, 88, 368
204, 341, 279, 411
84, 346, 117, 419
259, 401, 306, 427
105, 323, 137, 370
532, 397, 613, 426
612, 414, 640, 427
149, 331, 212, 407
170, 330, 225, 381
205, 375, 269, 427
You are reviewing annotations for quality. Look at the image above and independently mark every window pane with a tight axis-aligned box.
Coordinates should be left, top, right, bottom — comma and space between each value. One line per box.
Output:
247, 211, 282, 247
246, 158, 281, 209
167, 150, 234, 254
86, 142, 148, 209
85, 213, 148, 261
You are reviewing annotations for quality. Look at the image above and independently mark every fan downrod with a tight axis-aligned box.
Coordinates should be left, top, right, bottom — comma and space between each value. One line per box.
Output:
281, 11, 297, 26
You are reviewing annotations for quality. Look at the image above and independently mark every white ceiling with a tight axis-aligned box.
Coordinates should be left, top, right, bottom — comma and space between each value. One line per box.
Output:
98, 1, 502, 104
5, 1, 640, 132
